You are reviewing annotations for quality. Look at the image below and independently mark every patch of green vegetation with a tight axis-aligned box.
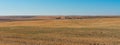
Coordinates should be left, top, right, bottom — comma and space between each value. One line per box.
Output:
0, 26, 120, 39
0, 26, 119, 45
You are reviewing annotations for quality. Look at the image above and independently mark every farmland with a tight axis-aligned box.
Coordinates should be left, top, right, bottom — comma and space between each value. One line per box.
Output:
0, 16, 120, 45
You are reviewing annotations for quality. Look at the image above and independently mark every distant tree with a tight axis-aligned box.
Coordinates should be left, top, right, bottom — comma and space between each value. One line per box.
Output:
56, 17, 61, 19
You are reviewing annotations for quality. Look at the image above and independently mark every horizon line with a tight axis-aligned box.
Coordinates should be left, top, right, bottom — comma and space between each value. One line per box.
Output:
0, 15, 120, 16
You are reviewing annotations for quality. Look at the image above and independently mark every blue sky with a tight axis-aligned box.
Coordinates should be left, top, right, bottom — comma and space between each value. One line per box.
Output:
0, 0, 120, 16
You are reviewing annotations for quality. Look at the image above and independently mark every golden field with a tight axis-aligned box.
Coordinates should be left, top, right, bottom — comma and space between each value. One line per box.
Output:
0, 18, 120, 45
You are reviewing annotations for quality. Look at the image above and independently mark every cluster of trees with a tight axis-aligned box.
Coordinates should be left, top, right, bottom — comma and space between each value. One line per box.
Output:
56, 16, 82, 19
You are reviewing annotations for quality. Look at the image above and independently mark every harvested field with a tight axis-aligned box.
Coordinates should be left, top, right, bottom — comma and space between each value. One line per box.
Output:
0, 17, 120, 45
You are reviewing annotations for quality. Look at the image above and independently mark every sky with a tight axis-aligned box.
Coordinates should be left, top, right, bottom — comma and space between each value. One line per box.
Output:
0, 0, 120, 16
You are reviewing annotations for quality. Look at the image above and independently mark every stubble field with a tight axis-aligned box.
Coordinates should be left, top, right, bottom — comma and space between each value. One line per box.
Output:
0, 18, 120, 45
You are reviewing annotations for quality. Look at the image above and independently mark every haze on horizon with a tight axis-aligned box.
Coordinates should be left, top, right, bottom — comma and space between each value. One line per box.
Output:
0, 0, 120, 16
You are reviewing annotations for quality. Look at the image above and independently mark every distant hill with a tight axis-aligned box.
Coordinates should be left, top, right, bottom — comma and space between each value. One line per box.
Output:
0, 16, 120, 21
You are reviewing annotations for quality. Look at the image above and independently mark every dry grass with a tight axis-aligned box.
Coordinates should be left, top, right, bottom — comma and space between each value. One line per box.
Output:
0, 18, 120, 45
